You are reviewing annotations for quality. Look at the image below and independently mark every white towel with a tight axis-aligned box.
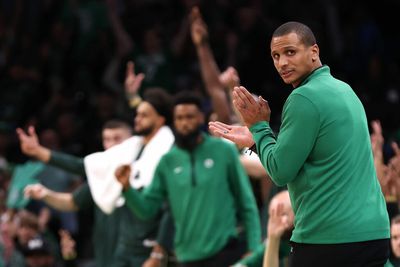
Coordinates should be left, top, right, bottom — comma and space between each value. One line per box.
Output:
83, 126, 175, 214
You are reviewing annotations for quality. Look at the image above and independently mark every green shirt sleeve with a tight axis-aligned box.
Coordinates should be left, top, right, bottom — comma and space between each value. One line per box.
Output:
250, 94, 319, 186
226, 143, 261, 252
123, 160, 167, 220
72, 183, 94, 210
49, 150, 86, 176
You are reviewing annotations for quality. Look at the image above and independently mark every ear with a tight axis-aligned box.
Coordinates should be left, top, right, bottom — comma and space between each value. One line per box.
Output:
311, 44, 319, 62
157, 115, 166, 127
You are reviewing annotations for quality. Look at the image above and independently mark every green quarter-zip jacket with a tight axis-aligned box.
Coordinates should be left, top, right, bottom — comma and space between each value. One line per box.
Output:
250, 66, 389, 244
124, 134, 261, 261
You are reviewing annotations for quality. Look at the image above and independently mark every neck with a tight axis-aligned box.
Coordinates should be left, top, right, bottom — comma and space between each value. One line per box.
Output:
292, 63, 324, 88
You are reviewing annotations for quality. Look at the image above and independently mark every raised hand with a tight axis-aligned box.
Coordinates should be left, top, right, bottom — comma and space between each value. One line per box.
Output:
389, 142, 400, 177
370, 120, 384, 158
208, 121, 254, 148
370, 120, 388, 187
115, 164, 131, 190
24, 184, 49, 200
125, 61, 145, 97
267, 203, 291, 239
142, 244, 166, 267
59, 229, 77, 260
232, 86, 270, 127
16, 126, 41, 157
219, 66, 240, 91
190, 6, 208, 46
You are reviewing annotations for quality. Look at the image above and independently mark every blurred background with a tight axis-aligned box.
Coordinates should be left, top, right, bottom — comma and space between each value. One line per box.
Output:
0, 0, 400, 266
0, 0, 399, 163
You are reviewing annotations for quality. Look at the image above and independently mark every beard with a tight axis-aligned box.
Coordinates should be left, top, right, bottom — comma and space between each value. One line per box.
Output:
134, 125, 154, 136
174, 127, 202, 151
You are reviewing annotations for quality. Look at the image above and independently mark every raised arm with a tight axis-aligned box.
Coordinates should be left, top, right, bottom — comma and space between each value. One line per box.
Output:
16, 126, 51, 163
190, 7, 231, 123
16, 126, 85, 175
370, 120, 387, 181
124, 61, 145, 108
263, 203, 288, 267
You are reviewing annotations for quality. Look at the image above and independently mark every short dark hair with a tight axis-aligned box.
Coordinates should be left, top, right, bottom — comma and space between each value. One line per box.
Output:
173, 91, 203, 111
17, 210, 39, 231
142, 88, 173, 126
272, 21, 316, 47
102, 119, 132, 134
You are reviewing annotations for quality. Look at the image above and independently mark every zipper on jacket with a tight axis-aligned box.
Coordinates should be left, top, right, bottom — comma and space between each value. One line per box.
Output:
190, 153, 196, 186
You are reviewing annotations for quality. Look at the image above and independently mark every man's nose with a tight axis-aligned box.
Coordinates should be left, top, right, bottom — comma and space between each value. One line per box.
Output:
279, 56, 288, 67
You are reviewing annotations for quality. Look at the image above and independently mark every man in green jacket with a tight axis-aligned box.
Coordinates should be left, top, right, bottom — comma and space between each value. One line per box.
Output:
116, 92, 261, 266
209, 21, 390, 266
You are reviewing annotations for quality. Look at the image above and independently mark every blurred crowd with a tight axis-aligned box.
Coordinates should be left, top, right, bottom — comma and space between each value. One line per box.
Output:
0, 0, 400, 267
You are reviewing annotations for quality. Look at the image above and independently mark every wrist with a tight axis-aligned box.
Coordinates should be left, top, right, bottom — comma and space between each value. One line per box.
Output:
62, 251, 77, 261
126, 94, 142, 108
267, 233, 283, 241
36, 146, 51, 163
195, 38, 209, 48
150, 251, 164, 260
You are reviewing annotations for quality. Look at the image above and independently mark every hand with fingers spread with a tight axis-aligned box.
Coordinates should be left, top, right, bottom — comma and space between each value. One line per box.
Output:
115, 164, 131, 191
16, 126, 51, 162
125, 61, 145, 98
267, 203, 292, 239
208, 121, 254, 148
232, 86, 270, 128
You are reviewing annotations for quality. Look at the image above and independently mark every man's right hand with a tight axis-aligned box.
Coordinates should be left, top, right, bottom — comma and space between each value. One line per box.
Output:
16, 126, 41, 157
24, 184, 49, 200
16, 126, 51, 162
208, 121, 255, 149
125, 61, 145, 97
142, 243, 167, 267
267, 203, 291, 239
115, 164, 131, 191
190, 6, 208, 47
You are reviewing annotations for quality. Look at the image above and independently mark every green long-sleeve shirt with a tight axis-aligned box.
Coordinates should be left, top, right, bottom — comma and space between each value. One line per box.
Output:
124, 134, 261, 262
49, 150, 86, 176
250, 66, 389, 244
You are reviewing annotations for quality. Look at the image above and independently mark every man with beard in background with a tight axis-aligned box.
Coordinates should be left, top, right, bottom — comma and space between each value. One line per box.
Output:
115, 91, 261, 267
